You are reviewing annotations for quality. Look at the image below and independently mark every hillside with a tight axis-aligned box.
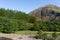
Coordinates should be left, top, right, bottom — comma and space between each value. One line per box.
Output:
0, 6, 60, 32
0, 8, 36, 33
29, 4, 60, 21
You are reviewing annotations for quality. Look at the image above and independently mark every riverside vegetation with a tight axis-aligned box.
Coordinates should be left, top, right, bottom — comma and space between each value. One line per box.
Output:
0, 5, 60, 40
0, 8, 60, 33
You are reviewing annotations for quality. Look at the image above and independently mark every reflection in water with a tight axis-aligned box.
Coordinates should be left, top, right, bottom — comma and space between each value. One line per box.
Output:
0, 37, 12, 40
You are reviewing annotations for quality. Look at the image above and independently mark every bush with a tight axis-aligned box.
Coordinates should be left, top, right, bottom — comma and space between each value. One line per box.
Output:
33, 21, 47, 31
43, 32, 58, 40
18, 20, 32, 30
52, 32, 58, 40
34, 30, 44, 39
2, 22, 16, 33
43, 33, 48, 40
0, 17, 18, 33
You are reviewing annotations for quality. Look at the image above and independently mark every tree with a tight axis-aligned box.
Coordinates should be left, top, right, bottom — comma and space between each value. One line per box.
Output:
18, 20, 32, 30
33, 21, 47, 31
0, 17, 18, 33
28, 16, 36, 23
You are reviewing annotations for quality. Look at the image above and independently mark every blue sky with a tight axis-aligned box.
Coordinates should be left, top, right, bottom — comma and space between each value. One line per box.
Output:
0, 0, 60, 13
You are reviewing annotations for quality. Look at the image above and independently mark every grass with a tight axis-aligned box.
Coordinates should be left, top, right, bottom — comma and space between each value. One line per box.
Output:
14, 31, 37, 34
44, 32, 60, 35
13, 31, 60, 34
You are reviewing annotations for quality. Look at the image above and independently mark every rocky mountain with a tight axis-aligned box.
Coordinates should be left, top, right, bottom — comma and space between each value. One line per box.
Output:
29, 4, 60, 21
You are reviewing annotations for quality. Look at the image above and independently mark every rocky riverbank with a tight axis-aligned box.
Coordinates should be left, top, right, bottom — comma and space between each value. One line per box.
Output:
0, 33, 41, 40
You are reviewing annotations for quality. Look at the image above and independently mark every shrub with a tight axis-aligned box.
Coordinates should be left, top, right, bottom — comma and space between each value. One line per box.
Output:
43, 32, 58, 40
34, 30, 44, 39
52, 32, 58, 40
0, 17, 18, 33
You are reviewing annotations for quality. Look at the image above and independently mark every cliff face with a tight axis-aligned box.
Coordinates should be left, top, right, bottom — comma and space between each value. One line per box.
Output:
29, 4, 60, 21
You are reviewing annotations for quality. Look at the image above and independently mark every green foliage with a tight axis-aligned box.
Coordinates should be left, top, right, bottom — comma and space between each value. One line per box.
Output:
0, 8, 60, 33
28, 16, 36, 23
52, 32, 58, 40
43, 32, 58, 40
35, 30, 44, 39
0, 17, 17, 33
18, 20, 32, 30
0, 8, 35, 33
43, 33, 48, 40
33, 21, 48, 31
33, 21, 60, 31
33, 22, 40, 30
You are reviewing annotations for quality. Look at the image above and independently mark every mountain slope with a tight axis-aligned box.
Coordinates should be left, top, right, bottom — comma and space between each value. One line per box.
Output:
29, 4, 60, 21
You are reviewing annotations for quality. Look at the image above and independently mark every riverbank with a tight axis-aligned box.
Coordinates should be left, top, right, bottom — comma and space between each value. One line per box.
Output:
0, 33, 41, 40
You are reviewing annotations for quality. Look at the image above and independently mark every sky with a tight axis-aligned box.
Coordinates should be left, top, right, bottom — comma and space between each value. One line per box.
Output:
0, 0, 60, 13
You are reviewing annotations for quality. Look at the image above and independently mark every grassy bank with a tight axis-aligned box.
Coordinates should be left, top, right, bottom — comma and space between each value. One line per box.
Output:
14, 31, 37, 34
13, 31, 60, 34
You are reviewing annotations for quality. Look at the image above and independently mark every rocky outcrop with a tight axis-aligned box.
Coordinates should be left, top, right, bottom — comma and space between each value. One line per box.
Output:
29, 4, 60, 21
